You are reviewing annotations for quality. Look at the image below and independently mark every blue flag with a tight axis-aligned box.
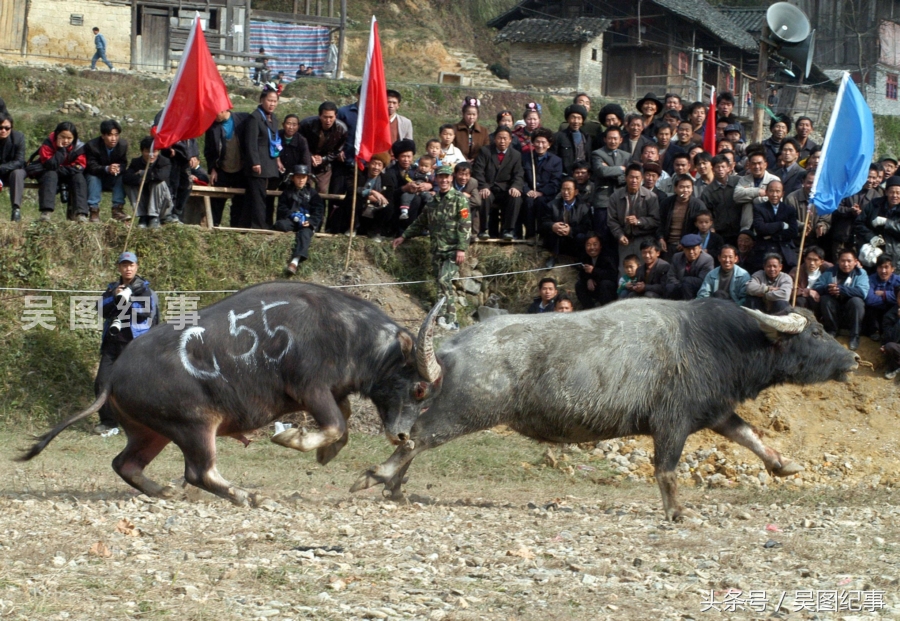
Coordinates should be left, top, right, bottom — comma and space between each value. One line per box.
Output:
810, 72, 875, 215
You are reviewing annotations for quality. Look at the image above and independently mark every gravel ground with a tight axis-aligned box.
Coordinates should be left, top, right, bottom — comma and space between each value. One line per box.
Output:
2, 429, 899, 621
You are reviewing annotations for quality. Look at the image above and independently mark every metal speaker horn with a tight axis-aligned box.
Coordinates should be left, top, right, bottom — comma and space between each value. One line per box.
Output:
766, 2, 811, 44
780, 29, 816, 79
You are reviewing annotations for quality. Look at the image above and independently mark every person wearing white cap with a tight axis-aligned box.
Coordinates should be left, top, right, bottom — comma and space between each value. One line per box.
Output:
93, 252, 159, 435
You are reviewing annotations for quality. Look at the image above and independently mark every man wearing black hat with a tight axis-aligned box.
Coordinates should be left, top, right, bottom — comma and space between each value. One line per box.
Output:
552, 104, 591, 177
273, 164, 325, 275
384, 138, 426, 234
763, 114, 791, 170
557, 94, 602, 140
596, 102, 625, 146
665, 233, 714, 299
299, 101, 348, 194
857, 175, 900, 269
472, 127, 525, 240
636, 92, 663, 139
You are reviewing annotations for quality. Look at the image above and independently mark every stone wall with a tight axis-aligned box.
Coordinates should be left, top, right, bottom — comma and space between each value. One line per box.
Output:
26, 0, 131, 67
508, 43, 579, 90
576, 34, 603, 97
868, 64, 900, 116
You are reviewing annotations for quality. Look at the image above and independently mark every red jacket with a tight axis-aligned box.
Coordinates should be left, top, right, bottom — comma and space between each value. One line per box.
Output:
37, 132, 87, 172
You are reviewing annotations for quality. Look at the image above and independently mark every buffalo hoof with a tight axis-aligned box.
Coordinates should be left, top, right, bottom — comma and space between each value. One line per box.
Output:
350, 469, 384, 493
668, 506, 700, 522
271, 427, 303, 449
771, 461, 804, 477
316, 434, 348, 466
250, 494, 277, 510
158, 485, 178, 499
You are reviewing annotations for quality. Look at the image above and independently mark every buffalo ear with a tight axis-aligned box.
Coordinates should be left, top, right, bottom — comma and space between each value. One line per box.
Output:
413, 381, 428, 400
397, 331, 416, 366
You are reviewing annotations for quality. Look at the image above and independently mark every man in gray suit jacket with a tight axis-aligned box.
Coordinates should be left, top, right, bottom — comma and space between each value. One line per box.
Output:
472, 128, 525, 240
591, 126, 629, 210
608, 163, 660, 272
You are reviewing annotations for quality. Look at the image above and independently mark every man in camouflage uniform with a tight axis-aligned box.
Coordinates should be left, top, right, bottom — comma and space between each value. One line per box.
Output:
392, 165, 471, 330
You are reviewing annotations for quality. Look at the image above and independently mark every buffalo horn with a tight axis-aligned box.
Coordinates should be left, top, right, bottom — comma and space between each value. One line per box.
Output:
416, 297, 445, 383
742, 307, 808, 334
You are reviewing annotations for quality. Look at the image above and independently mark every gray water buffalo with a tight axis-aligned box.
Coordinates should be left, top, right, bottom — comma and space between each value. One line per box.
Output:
352, 298, 860, 520
19, 282, 445, 506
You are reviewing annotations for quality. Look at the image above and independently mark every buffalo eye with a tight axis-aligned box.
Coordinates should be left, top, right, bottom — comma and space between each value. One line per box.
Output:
413, 382, 428, 400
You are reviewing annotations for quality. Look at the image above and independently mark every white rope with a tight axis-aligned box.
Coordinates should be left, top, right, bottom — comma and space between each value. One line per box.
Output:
0, 263, 580, 296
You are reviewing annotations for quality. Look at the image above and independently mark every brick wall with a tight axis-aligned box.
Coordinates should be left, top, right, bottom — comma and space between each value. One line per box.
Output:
576, 34, 603, 97
508, 43, 579, 89
26, 0, 131, 66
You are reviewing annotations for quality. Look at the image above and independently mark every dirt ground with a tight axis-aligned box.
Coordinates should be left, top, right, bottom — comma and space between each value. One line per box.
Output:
3, 271, 900, 620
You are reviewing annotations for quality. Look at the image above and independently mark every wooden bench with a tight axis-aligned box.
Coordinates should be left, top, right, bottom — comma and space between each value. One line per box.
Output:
185, 185, 346, 232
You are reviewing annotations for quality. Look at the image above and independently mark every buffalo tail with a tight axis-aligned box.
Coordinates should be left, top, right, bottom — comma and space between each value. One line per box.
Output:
15, 389, 110, 462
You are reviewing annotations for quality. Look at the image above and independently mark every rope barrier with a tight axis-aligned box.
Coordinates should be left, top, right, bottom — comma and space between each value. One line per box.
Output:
0, 263, 581, 297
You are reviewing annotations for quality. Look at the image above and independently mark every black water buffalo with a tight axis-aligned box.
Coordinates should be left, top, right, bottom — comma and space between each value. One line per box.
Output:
20, 282, 444, 506
352, 298, 860, 520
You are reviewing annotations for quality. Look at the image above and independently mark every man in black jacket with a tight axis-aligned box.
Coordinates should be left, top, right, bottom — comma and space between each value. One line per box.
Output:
701, 154, 741, 244
272, 164, 325, 274
575, 233, 617, 308
541, 178, 592, 264
299, 101, 347, 194
85, 119, 129, 222
243, 85, 282, 229
0, 112, 25, 222
472, 127, 525, 240
552, 104, 591, 176
205, 108, 250, 227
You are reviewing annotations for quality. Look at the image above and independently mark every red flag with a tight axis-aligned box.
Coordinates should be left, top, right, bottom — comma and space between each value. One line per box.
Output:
354, 17, 392, 169
154, 15, 232, 150
703, 87, 717, 156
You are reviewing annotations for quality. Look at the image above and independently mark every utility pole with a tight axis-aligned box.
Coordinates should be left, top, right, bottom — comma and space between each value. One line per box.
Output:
751, 23, 770, 143
696, 50, 704, 101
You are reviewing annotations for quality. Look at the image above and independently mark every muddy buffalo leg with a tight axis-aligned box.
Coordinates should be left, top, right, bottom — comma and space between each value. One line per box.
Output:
711, 412, 804, 477
272, 388, 347, 453
112, 423, 175, 498
351, 407, 474, 493
177, 427, 259, 506
381, 460, 412, 500
315, 397, 352, 466
652, 429, 691, 521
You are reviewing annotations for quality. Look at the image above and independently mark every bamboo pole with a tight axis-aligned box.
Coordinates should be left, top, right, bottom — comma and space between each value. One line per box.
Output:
791, 206, 812, 306
121, 155, 152, 253
343, 167, 359, 271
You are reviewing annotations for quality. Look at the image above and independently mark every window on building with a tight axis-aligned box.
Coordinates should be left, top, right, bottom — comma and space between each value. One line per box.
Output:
678, 52, 689, 75
592, 48, 598, 61
887, 73, 898, 100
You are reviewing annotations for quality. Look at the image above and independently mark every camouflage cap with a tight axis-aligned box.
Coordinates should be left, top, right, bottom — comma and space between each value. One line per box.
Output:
436, 165, 454, 176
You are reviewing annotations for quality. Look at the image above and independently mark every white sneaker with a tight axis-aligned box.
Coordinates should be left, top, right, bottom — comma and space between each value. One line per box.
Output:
886, 367, 900, 380
399, 208, 409, 220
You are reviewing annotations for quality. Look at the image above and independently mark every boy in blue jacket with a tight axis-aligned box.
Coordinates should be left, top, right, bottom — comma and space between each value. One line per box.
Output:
865, 255, 900, 341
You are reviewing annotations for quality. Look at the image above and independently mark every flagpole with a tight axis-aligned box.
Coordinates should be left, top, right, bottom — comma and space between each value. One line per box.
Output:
531, 146, 538, 255
121, 157, 152, 253
344, 167, 359, 271
791, 207, 811, 306
810, 73, 848, 201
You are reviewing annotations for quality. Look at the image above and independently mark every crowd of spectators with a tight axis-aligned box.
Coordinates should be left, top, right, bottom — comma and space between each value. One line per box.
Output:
1, 83, 898, 375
